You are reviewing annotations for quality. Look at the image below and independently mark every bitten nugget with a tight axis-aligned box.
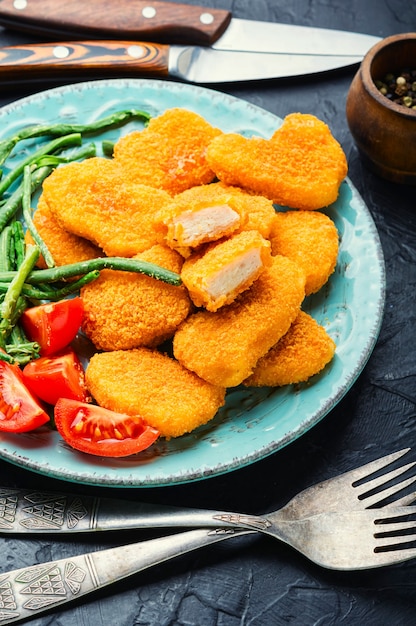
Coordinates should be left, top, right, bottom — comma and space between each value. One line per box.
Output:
113, 108, 222, 195
156, 182, 277, 255
244, 311, 336, 387
206, 113, 348, 210
85, 348, 226, 438
173, 255, 306, 387
156, 183, 247, 254
181, 230, 272, 311
25, 193, 102, 269
81, 245, 191, 351
270, 210, 339, 295
42, 157, 170, 257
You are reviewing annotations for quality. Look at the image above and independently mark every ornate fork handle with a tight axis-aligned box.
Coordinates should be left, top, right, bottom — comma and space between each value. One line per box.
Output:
0, 527, 250, 624
0, 487, 269, 533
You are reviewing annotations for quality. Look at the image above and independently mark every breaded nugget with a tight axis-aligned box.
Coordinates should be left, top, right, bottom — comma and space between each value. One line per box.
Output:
244, 310, 336, 387
270, 210, 339, 295
206, 113, 348, 210
25, 193, 102, 269
81, 244, 191, 351
156, 183, 247, 254
42, 157, 170, 257
85, 348, 226, 438
113, 108, 222, 195
155, 182, 277, 256
181, 230, 272, 311
173, 255, 306, 387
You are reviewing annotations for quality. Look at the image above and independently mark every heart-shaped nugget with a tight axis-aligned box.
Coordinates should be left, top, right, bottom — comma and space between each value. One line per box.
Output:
206, 113, 348, 211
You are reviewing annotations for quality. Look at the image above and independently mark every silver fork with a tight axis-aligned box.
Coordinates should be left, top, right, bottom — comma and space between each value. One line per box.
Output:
1, 506, 416, 624
1, 448, 415, 534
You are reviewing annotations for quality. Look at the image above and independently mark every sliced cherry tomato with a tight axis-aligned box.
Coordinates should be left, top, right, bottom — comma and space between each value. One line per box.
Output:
54, 398, 160, 457
22, 347, 91, 406
21, 297, 84, 356
0, 359, 49, 432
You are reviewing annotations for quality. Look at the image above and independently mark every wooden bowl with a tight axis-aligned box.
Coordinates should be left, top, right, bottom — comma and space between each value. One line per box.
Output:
346, 33, 416, 184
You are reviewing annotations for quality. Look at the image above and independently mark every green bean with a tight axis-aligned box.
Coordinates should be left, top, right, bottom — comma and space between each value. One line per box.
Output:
0, 244, 40, 344
102, 140, 115, 157
35, 142, 97, 168
22, 165, 55, 269
0, 165, 53, 232
0, 270, 101, 301
5, 340, 40, 365
0, 225, 13, 271
0, 108, 151, 165
0, 257, 182, 286
41, 270, 101, 299
0, 133, 82, 197
11, 220, 25, 268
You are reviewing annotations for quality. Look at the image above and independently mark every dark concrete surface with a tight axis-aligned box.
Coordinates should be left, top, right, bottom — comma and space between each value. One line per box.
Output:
0, 1, 415, 624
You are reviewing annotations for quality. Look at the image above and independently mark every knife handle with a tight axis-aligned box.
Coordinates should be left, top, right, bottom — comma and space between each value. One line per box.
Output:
0, 0, 231, 46
0, 41, 170, 82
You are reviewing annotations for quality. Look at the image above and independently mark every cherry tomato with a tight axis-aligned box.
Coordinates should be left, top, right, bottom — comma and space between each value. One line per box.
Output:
0, 359, 49, 432
22, 347, 91, 406
20, 297, 84, 356
54, 398, 160, 457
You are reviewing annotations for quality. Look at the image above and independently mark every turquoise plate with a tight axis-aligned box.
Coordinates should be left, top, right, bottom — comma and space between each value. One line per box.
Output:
0, 79, 385, 488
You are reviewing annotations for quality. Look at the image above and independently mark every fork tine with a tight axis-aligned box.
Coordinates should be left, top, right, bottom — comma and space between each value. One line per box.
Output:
374, 519, 416, 534
376, 533, 416, 548
357, 471, 416, 507
374, 505, 416, 519
370, 547, 416, 567
385, 490, 416, 507
347, 448, 411, 483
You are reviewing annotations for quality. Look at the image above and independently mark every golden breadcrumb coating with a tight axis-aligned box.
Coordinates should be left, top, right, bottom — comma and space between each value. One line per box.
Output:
206, 113, 348, 210
42, 157, 170, 257
270, 210, 339, 295
113, 108, 222, 195
173, 254, 306, 387
155, 183, 247, 254
244, 310, 336, 387
181, 230, 272, 311
155, 182, 277, 256
81, 244, 191, 351
24, 193, 102, 269
85, 348, 226, 438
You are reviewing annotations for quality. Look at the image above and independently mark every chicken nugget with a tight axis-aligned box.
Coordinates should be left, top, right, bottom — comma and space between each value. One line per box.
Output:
156, 182, 277, 256
113, 108, 222, 195
81, 244, 191, 351
85, 348, 226, 438
181, 230, 272, 311
42, 157, 170, 257
24, 193, 102, 269
155, 183, 247, 254
244, 310, 336, 387
270, 210, 339, 295
173, 255, 306, 387
206, 113, 348, 210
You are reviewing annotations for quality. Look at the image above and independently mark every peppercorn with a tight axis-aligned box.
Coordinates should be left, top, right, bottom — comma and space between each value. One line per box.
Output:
375, 69, 416, 110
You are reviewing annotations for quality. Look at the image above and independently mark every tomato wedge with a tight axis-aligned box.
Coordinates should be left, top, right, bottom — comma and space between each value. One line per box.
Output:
0, 359, 49, 432
22, 347, 91, 405
21, 297, 84, 356
54, 398, 160, 457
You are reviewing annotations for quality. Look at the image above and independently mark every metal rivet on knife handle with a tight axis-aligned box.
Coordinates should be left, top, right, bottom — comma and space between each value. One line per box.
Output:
0, 1, 233, 46
53, 45, 70, 59
13, 0, 27, 9
142, 6, 157, 19
200, 13, 215, 25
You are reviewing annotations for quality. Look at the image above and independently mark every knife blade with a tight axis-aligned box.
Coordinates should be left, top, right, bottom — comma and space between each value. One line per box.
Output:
0, 40, 367, 84
0, 0, 380, 55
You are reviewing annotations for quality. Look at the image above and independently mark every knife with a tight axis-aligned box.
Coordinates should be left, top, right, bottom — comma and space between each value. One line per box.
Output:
0, 0, 381, 53
0, 0, 380, 84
